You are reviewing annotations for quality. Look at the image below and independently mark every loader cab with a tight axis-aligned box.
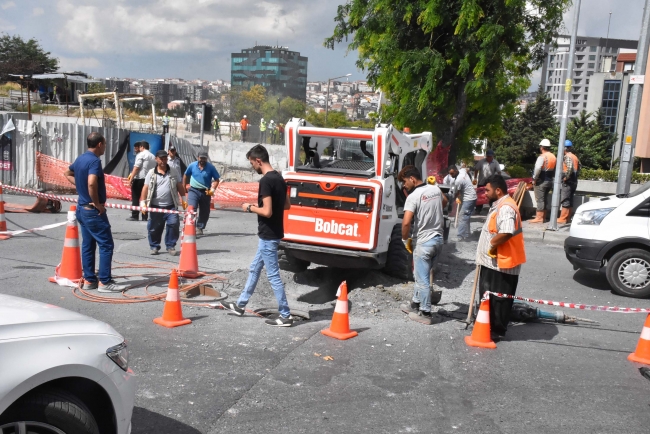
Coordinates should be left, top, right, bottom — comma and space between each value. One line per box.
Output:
297, 130, 377, 178
390, 148, 428, 217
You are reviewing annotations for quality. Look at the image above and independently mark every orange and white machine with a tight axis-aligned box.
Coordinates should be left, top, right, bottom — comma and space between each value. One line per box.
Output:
280, 118, 446, 279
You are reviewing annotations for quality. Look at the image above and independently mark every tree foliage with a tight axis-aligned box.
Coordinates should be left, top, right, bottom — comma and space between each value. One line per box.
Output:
0, 34, 59, 79
304, 108, 375, 129
491, 90, 557, 167
325, 0, 570, 161
547, 110, 617, 170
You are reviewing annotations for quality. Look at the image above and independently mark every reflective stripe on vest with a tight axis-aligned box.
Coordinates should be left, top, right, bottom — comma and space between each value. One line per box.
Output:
487, 196, 526, 269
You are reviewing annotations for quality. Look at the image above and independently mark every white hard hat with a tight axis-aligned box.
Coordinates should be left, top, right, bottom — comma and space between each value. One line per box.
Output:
270, 119, 274, 122
243, 115, 247, 118
539, 139, 551, 147
261, 118, 264, 121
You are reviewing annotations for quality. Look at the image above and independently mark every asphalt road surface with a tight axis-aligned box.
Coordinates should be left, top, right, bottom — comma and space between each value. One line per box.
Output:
2, 194, 650, 434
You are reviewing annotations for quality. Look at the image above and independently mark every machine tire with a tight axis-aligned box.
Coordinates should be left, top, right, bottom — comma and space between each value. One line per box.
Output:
278, 249, 310, 273
0, 388, 100, 434
606, 248, 650, 298
383, 224, 414, 281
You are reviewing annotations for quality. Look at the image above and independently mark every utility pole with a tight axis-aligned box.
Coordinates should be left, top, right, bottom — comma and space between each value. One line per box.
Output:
199, 103, 205, 148
617, 0, 650, 195
549, 0, 582, 231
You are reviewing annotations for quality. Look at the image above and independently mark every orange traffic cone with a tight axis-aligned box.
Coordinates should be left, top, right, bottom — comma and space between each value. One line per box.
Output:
321, 281, 358, 340
49, 205, 83, 286
178, 206, 199, 278
154, 269, 192, 328
0, 185, 9, 240
464, 298, 497, 349
628, 313, 650, 365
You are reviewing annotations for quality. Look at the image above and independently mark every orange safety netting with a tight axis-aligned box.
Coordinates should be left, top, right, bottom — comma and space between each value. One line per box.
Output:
35, 151, 259, 207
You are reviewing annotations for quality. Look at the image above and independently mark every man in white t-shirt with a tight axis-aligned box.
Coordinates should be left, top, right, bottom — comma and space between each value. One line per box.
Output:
448, 165, 477, 241
397, 165, 448, 325
127, 141, 156, 221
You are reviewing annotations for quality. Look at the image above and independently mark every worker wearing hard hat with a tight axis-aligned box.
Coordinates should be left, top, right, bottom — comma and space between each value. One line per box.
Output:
529, 139, 557, 223
558, 140, 580, 224
260, 117, 267, 143
240, 115, 249, 142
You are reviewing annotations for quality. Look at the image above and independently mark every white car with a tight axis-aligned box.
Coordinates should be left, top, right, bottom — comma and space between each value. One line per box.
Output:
0, 294, 136, 434
565, 182, 650, 298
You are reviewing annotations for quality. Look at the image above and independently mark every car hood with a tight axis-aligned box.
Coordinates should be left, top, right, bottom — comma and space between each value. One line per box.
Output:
0, 294, 121, 340
575, 195, 628, 212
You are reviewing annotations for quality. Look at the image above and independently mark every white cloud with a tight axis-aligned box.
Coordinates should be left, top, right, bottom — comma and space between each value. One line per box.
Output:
1, 1, 15, 10
33, 7, 45, 16
57, 56, 101, 71
0, 17, 16, 31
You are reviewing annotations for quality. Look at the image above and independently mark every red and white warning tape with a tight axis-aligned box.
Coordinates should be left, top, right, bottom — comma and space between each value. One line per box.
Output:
0, 183, 194, 216
483, 291, 650, 313
0, 220, 68, 236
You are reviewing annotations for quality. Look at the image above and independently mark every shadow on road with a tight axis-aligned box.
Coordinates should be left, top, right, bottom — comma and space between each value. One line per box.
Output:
506, 322, 559, 341
131, 407, 201, 434
572, 269, 612, 293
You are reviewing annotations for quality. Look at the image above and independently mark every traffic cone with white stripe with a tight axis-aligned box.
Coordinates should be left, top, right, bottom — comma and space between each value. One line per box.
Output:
178, 206, 199, 278
49, 205, 82, 286
0, 185, 9, 240
321, 281, 357, 340
154, 269, 191, 328
465, 297, 497, 349
628, 313, 650, 365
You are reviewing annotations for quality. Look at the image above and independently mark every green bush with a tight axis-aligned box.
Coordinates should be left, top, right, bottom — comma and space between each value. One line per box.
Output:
506, 165, 530, 178
579, 168, 650, 184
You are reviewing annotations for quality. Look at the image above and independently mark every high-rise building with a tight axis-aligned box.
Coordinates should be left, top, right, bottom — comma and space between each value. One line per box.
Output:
541, 36, 638, 119
231, 45, 308, 101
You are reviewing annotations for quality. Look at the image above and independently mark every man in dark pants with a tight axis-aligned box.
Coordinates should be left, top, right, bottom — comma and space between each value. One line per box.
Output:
223, 144, 293, 327
63, 132, 127, 293
183, 151, 220, 235
127, 141, 155, 221
476, 175, 526, 340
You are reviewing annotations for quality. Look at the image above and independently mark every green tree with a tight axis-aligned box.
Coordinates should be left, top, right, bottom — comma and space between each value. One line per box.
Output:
0, 34, 59, 78
86, 82, 106, 94
232, 85, 266, 126
547, 110, 617, 170
325, 0, 570, 162
491, 90, 557, 167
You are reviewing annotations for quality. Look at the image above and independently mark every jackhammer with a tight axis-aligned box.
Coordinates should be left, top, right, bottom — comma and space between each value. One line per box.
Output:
510, 300, 598, 325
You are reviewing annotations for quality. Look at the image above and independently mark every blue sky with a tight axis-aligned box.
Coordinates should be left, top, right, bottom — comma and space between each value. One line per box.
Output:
0, 0, 646, 88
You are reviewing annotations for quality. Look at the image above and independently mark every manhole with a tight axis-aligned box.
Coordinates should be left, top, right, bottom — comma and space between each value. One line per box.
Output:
112, 232, 146, 240
181, 284, 228, 303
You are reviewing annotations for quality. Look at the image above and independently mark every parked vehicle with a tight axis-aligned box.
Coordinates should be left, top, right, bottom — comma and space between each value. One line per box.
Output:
278, 119, 450, 281
565, 181, 650, 298
0, 294, 136, 434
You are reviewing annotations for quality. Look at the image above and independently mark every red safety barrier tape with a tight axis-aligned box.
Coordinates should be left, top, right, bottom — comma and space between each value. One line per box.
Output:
0, 183, 194, 217
483, 291, 650, 313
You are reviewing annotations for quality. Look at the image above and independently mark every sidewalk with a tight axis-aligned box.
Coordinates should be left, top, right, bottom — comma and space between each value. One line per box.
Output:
521, 219, 570, 246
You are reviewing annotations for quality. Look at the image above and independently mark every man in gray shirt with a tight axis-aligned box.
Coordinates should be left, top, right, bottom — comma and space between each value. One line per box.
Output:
448, 165, 477, 241
398, 165, 448, 325
140, 150, 187, 255
473, 149, 501, 187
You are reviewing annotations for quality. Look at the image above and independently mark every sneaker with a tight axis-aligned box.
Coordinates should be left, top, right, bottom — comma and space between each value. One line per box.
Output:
98, 280, 129, 293
196, 228, 204, 235
400, 301, 420, 314
223, 302, 245, 316
150, 248, 160, 255
265, 314, 293, 327
81, 279, 98, 290
408, 310, 440, 325
167, 248, 177, 256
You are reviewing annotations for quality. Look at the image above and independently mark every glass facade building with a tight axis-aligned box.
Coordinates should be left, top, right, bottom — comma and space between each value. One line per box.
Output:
231, 46, 308, 101
601, 80, 621, 133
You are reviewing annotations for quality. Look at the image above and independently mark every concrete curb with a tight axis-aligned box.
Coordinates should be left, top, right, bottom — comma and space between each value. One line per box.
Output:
524, 229, 569, 246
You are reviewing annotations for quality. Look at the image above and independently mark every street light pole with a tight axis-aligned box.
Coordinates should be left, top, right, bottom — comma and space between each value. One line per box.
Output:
548, 0, 582, 231
617, 0, 650, 194
325, 73, 351, 125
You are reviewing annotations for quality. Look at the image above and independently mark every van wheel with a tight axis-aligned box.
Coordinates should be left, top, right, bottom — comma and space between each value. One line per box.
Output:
383, 224, 414, 281
606, 249, 650, 298
278, 250, 310, 273
0, 388, 100, 434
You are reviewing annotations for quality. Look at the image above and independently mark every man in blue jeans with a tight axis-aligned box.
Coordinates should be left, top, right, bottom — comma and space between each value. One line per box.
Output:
223, 144, 293, 327
63, 132, 128, 293
398, 165, 447, 325
183, 151, 220, 235
447, 165, 477, 241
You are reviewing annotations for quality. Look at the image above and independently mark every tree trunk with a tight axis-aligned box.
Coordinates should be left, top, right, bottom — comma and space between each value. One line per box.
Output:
437, 85, 468, 165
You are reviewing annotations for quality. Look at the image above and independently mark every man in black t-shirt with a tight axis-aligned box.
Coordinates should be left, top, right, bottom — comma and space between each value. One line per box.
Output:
223, 144, 293, 326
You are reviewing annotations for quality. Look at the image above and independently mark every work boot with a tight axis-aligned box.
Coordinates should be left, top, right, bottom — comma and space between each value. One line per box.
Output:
196, 228, 204, 235
167, 248, 177, 256
408, 310, 441, 325
400, 301, 420, 314
557, 207, 571, 224
529, 211, 545, 223
150, 248, 160, 255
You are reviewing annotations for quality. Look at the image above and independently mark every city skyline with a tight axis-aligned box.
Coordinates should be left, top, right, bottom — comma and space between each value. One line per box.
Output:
0, 0, 647, 88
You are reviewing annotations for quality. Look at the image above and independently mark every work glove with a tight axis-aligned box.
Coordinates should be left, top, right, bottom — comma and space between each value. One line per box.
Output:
139, 200, 147, 215
182, 197, 188, 210
427, 176, 436, 185
455, 198, 462, 205
472, 179, 477, 186
206, 188, 214, 197
402, 238, 413, 254
487, 243, 497, 259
